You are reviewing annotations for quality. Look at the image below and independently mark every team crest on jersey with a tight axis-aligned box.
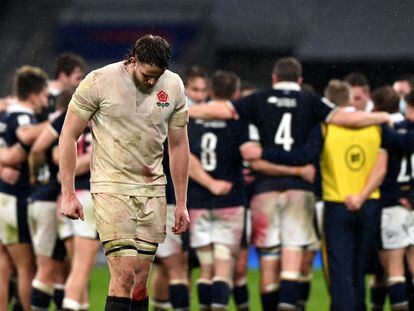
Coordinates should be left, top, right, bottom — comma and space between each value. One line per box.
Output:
156, 90, 170, 108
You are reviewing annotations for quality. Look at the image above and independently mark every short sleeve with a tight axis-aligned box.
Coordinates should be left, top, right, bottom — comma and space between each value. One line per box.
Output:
238, 120, 250, 147
49, 111, 67, 137
168, 78, 189, 129
312, 96, 336, 123
233, 93, 257, 124
68, 72, 100, 121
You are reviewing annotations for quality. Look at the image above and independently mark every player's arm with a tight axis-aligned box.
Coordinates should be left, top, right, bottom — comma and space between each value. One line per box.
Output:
242, 125, 324, 165
29, 125, 59, 184
248, 159, 316, 183
59, 110, 88, 220
17, 121, 49, 146
189, 100, 237, 120
0, 143, 27, 166
345, 150, 388, 211
168, 126, 190, 234
328, 108, 390, 128
189, 153, 233, 196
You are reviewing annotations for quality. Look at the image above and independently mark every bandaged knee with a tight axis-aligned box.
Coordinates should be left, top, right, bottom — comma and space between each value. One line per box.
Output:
257, 246, 281, 260
103, 238, 138, 257
136, 239, 158, 261
214, 244, 232, 261
196, 249, 214, 265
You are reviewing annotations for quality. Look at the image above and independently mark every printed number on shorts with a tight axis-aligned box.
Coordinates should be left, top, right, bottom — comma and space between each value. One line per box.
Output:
397, 154, 414, 183
274, 113, 294, 151
200, 132, 217, 171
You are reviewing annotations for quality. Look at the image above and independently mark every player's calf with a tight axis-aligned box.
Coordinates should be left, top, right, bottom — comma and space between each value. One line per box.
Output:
387, 276, 408, 311
257, 247, 280, 311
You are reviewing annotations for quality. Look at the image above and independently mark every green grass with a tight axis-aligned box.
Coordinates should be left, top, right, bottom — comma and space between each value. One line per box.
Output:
89, 266, 392, 310
89, 266, 331, 310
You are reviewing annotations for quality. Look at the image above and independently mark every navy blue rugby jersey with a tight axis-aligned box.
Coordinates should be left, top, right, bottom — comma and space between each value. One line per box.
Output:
30, 112, 63, 202
380, 120, 414, 207
188, 117, 249, 209
51, 110, 91, 190
233, 82, 334, 194
0, 105, 37, 197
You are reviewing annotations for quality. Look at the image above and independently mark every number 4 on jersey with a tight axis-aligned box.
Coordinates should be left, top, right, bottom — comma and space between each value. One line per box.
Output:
274, 113, 294, 151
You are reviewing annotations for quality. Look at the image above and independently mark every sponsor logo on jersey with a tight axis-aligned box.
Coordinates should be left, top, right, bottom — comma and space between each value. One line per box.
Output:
345, 145, 366, 171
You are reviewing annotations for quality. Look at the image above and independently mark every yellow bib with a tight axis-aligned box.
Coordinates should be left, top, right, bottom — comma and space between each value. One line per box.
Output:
321, 124, 382, 202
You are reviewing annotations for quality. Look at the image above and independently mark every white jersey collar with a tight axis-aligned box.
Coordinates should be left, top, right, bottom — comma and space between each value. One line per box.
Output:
7, 103, 34, 114
272, 82, 301, 91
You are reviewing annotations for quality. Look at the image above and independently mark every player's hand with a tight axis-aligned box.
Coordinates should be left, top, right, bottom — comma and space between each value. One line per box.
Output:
300, 164, 316, 183
172, 204, 189, 234
345, 195, 364, 211
399, 198, 412, 209
59, 193, 84, 220
208, 180, 233, 196
242, 168, 255, 185
1, 167, 20, 185
242, 143, 263, 161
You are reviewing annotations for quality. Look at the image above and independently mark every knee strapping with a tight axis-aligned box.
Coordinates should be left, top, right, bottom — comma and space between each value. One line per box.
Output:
281, 271, 301, 281
103, 238, 138, 257
136, 239, 158, 261
257, 246, 281, 259
196, 249, 214, 265
214, 244, 232, 260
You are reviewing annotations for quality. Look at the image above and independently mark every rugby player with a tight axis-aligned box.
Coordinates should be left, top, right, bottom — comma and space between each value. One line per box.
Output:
59, 34, 190, 311
0, 66, 49, 311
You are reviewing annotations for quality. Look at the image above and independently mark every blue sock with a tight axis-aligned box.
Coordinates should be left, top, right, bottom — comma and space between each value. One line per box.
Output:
297, 281, 310, 310
169, 283, 189, 310
197, 280, 212, 310
371, 284, 387, 310
104, 296, 130, 311
278, 280, 301, 309
260, 291, 279, 311
212, 280, 231, 309
53, 285, 65, 310
233, 284, 249, 310
388, 282, 408, 310
31, 287, 52, 309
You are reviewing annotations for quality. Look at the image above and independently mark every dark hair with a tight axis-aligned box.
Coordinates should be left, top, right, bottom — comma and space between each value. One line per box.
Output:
124, 34, 171, 69
54, 53, 85, 79
405, 91, 414, 108
56, 88, 75, 110
211, 70, 240, 100
344, 72, 370, 89
302, 83, 316, 95
372, 86, 399, 113
272, 57, 302, 82
184, 65, 209, 86
14, 66, 48, 100
324, 80, 351, 107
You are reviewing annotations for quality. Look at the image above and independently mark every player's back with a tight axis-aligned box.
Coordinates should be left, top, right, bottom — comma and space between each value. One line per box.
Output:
188, 117, 248, 209
0, 104, 37, 197
235, 83, 334, 193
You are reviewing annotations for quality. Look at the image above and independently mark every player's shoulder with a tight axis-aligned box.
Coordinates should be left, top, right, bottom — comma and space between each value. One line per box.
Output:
159, 70, 183, 87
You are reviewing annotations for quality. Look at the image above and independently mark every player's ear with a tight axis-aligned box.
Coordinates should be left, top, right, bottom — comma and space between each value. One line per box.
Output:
271, 73, 278, 84
129, 57, 137, 67
297, 77, 303, 85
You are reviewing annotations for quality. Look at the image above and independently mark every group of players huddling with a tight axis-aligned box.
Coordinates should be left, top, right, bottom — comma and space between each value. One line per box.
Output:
1, 38, 414, 311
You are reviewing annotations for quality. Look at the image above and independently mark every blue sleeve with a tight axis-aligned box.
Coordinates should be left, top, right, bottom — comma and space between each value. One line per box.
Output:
312, 96, 335, 123
261, 124, 324, 165
51, 111, 67, 135
381, 124, 411, 153
233, 93, 258, 125
238, 120, 250, 147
